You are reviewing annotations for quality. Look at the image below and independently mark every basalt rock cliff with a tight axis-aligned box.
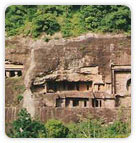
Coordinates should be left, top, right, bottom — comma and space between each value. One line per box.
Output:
5, 33, 131, 123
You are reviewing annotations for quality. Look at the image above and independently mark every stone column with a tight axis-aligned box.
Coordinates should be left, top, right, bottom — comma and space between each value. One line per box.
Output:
112, 70, 115, 94
62, 98, 65, 107
86, 100, 89, 107
101, 99, 105, 108
79, 100, 83, 107
6, 71, 10, 78
88, 98, 92, 108
69, 100, 73, 108
94, 85, 98, 91
15, 71, 18, 77
44, 83, 47, 93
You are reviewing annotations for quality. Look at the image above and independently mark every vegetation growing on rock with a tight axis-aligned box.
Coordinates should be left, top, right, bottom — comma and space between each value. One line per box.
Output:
5, 77, 25, 106
5, 5, 131, 38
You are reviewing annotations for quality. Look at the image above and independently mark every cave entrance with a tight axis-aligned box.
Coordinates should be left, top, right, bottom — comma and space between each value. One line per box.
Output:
47, 81, 57, 93
46, 81, 92, 93
73, 99, 79, 107
66, 98, 89, 108
126, 78, 131, 94
10, 71, 15, 77
92, 99, 102, 108
18, 71, 22, 76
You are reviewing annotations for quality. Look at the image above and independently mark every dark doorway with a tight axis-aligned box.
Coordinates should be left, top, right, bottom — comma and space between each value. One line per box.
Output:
18, 71, 22, 76
73, 100, 79, 107
92, 99, 101, 107
10, 71, 15, 77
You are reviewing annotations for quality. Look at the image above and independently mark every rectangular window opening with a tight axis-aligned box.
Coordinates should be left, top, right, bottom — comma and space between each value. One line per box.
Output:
92, 99, 102, 108
84, 100, 87, 107
87, 84, 89, 90
73, 100, 79, 107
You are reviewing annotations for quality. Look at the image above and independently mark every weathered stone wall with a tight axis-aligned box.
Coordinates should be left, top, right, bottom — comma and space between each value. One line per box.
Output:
5, 107, 20, 123
31, 36, 131, 83
115, 72, 131, 95
5, 106, 130, 124
119, 96, 131, 108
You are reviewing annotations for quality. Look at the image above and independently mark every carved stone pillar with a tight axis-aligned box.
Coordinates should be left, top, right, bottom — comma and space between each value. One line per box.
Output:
79, 100, 83, 107
6, 71, 10, 77
44, 83, 47, 93
62, 98, 65, 107
69, 100, 73, 108
15, 71, 18, 77
94, 84, 98, 91
88, 98, 92, 108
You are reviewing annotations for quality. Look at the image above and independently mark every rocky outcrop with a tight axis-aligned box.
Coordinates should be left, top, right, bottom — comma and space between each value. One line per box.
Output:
5, 33, 131, 122
5, 34, 131, 85
29, 34, 130, 88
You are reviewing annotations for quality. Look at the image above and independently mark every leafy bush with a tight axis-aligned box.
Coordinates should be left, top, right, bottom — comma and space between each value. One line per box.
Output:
32, 13, 60, 37
81, 5, 131, 33
104, 120, 131, 138
17, 94, 23, 103
61, 19, 73, 37
45, 119, 68, 138
5, 5, 37, 36
8, 108, 46, 138
67, 118, 103, 138
100, 6, 131, 33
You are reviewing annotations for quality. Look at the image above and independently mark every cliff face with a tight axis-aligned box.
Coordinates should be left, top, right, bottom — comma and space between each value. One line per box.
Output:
5, 34, 131, 86
5, 37, 31, 64
5, 33, 131, 122
24, 34, 131, 89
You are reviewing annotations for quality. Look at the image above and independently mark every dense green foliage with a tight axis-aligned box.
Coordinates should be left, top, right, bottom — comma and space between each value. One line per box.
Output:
46, 119, 68, 138
8, 108, 131, 138
8, 109, 46, 138
5, 5, 131, 38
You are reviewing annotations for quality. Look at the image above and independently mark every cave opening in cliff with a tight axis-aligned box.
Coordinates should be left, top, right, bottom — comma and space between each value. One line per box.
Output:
67, 98, 89, 108
46, 81, 92, 92
126, 78, 131, 94
10, 71, 15, 77
92, 99, 102, 107
56, 97, 89, 108
73, 99, 79, 107
18, 71, 22, 76
47, 81, 57, 93
67, 82, 76, 90
56, 98, 64, 107
84, 100, 87, 107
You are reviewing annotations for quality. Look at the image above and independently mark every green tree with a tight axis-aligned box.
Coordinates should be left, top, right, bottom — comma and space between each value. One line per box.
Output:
81, 5, 131, 33
67, 118, 103, 138
8, 108, 46, 138
5, 5, 37, 36
104, 120, 131, 138
45, 119, 68, 138
101, 6, 131, 33
32, 13, 60, 37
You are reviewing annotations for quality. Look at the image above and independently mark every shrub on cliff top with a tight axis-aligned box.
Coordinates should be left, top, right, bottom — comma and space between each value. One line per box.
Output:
32, 13, 60, 37
5, 5, 131, 38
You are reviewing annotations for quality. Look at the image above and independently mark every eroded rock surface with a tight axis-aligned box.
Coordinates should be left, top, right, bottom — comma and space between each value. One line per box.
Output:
5, 33, 131, 123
